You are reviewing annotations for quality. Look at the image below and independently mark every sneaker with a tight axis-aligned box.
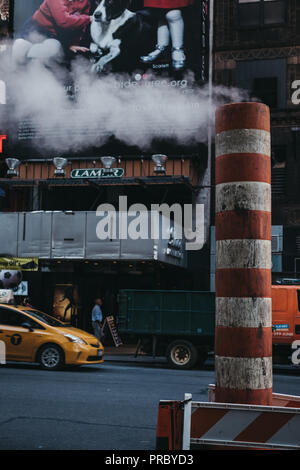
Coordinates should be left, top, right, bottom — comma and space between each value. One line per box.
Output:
140, 45, 169, 64
172, 47, 186, 70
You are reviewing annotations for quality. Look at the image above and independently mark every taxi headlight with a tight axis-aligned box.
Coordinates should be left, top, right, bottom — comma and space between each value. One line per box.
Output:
63, 333, 86, 344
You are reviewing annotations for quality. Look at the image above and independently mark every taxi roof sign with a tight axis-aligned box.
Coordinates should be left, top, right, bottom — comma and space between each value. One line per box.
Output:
0, 289, 14, 304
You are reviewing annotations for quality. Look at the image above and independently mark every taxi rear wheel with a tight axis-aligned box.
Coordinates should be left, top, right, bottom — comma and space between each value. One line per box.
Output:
37, 344, 64, 370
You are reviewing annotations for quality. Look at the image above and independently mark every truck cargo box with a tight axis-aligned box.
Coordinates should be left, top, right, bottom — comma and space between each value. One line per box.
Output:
117, 289, 215, 338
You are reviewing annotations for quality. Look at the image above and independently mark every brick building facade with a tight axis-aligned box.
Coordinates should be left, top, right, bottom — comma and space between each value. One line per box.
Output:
213, 0, 300, 278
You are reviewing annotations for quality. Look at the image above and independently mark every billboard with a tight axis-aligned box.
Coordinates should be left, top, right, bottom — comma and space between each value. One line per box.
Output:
0, 0, 210, 160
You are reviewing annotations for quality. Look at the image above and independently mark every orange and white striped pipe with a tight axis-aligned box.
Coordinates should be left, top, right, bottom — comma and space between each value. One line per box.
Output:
214, 102, 272, 405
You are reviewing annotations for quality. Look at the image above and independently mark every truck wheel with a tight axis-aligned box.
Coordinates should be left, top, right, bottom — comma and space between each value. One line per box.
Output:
166, 340, 198, 369
37, 344, 64, 371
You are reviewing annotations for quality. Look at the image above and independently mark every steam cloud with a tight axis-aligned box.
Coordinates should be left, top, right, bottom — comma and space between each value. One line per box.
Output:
0, 50, 250, 154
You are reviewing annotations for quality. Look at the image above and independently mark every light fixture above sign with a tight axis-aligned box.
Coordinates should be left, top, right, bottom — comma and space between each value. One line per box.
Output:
53, 157, 68, 177
152, 154, 168, 174
101, 156, 116, 169
5, 158, 20, 177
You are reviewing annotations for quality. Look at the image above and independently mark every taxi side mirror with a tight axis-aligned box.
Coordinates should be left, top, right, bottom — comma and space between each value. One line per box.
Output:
21, 322, 34, 332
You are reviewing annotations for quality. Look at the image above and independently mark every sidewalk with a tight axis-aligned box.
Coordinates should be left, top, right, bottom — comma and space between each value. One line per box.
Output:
103, 344, 167, 364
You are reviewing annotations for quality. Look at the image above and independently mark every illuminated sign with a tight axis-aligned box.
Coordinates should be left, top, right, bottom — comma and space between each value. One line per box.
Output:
71, 168, 124, 179
0, 135, 6, 153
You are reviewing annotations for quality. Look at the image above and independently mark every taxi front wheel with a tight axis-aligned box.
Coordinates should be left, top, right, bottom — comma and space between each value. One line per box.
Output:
37, 344, 64, 370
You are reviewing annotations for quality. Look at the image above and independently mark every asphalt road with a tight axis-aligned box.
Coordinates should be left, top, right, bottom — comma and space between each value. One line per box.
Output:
0, 360, 299, 450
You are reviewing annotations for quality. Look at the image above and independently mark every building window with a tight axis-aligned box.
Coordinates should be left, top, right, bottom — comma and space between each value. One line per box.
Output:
271, 145, 286, 200
295, 259, 300, 273
238, 0, 286, 27
238, 0, 260, 27
236, 59, 286, 109
253, 77, 278, 108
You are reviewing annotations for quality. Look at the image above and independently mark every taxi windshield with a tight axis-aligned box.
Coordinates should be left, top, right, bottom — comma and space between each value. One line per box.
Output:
24, 309, 69, 327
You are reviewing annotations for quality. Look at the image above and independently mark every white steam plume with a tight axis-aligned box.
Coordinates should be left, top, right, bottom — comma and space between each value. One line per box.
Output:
0, 52, 250, 154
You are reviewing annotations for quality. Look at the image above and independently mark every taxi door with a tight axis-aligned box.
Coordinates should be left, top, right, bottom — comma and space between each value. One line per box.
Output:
0, 307, 39, 361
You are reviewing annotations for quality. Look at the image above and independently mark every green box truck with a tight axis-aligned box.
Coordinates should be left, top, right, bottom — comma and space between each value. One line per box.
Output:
116, 289, 215, 369
116, 286, 300, 369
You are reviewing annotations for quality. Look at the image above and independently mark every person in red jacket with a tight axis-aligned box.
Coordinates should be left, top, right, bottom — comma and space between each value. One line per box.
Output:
12, 0, 92, 67
140, 0, 194, 70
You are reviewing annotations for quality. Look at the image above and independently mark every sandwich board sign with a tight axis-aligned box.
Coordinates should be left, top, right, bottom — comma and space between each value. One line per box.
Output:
102, 316, 123, 347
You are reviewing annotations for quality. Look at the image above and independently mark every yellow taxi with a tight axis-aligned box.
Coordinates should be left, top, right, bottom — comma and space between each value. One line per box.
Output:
0, 303, 104, 370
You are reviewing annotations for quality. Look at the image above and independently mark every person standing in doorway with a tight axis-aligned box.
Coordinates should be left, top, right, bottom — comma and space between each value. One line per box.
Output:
92, 297, 103, 342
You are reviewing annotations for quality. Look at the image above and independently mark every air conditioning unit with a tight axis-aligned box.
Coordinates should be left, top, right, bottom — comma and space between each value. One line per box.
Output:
271, 167, 286, 200
271, 235, 280, 252
271, 226, 283, 253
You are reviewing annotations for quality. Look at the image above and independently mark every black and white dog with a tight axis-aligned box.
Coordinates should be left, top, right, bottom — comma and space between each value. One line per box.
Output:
90, 0, 152, 73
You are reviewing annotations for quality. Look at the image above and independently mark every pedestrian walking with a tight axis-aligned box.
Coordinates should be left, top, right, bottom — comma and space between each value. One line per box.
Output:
92, 297, 103, 342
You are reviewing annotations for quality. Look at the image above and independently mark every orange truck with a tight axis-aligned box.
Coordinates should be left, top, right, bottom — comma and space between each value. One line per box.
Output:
272, 285, 300, 359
